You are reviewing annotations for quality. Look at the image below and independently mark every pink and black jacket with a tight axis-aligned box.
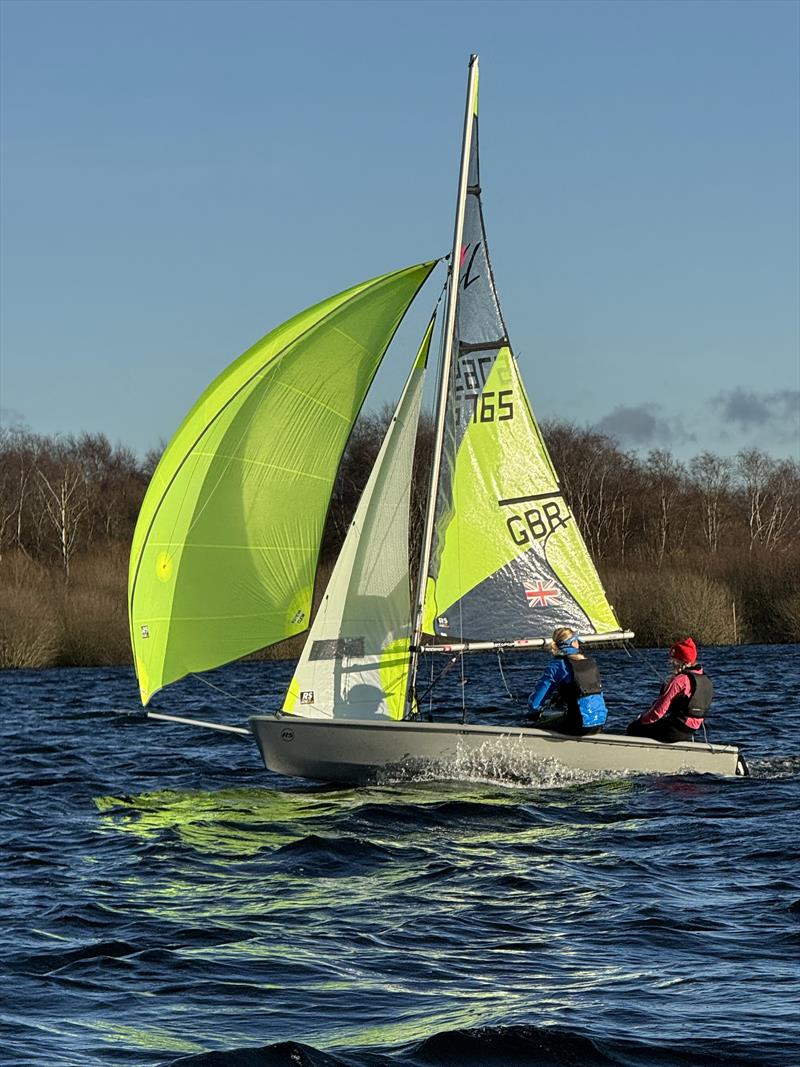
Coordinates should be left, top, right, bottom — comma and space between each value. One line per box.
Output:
640, 666, 713, 732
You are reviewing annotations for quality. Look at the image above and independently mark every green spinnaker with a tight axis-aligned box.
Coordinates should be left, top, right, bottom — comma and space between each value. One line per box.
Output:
129, 261, 435, 704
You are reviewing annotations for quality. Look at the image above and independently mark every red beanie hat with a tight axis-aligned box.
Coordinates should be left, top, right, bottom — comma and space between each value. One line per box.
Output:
670, 637, 697, 664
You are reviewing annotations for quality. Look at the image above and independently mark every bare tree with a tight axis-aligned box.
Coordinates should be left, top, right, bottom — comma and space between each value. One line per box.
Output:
733, 449, 799, 552
642, 450, 687, 567
74, 432, 144, 542
0, 427, 43, 559
541, 422, 633, 562
689, 451, 733, 553
321, 406, 393, 563
757, 456, 800, 551
37, 462, 89, 580
409, 410, 434, 574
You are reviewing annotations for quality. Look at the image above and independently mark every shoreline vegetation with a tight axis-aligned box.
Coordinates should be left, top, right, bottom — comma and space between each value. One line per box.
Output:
1, 418, 798, 670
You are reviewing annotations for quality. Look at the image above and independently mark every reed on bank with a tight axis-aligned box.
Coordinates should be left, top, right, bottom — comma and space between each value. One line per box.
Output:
1, 422, 798, 668
1, 547, 798, 670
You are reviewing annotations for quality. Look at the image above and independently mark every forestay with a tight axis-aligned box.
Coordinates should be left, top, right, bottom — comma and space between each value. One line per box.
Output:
422, 86, 620, 644
128, 262, 435, 704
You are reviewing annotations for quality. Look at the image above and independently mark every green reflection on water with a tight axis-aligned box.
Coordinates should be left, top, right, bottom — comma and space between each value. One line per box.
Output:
88, 778, 643, 959
94, 787, 314, 856
92, 782, 526, 859
75, 1018, 204, 1054
323, 995, 511, 1053
79, 776, 654, 1056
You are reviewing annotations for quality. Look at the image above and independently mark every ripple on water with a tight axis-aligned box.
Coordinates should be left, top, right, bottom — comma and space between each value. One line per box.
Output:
1, 650, 799, 1066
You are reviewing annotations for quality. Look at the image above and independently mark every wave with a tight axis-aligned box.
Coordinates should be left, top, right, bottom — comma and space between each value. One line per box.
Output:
746, 753, 800, 779
165, 1039, 349, 1066
162, 1023, 785, 1067
9, 939, 141, 976
272, 832, 401, 874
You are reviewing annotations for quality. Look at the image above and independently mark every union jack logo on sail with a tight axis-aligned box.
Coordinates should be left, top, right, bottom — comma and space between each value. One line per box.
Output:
525, 580, 560, 607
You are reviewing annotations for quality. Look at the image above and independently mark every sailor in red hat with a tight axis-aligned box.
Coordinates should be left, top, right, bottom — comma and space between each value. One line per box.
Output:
627, 637, 714, 743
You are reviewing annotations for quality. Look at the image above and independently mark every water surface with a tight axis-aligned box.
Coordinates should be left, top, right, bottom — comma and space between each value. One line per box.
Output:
2, 645, 798, 1065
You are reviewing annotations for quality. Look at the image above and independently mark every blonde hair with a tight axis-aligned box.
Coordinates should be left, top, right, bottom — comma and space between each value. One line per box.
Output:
552, 626, 575, 647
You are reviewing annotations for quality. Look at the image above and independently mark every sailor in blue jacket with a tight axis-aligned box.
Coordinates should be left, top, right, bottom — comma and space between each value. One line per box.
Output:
526, 627, 609, 736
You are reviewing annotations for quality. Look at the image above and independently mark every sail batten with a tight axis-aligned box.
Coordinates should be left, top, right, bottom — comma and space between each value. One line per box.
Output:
129, 261, 436, 705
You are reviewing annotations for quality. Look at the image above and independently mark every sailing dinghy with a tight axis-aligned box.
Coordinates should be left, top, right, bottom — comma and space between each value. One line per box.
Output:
129, 56, 747, 783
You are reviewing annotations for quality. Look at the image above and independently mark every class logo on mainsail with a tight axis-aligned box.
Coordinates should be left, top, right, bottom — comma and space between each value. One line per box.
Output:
459, 242, 482, 289
525, 580, 561, 607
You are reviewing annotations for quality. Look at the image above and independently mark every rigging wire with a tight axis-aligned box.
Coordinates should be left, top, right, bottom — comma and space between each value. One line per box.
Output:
496, 649, 522, 705
426, 654, 435, 719
432, 270, 449, 310
416, 654, 461, 705
189, 672, 267, 715
622, 640, 665, 683
459, 652, 467, 724
440, 278, 468, 724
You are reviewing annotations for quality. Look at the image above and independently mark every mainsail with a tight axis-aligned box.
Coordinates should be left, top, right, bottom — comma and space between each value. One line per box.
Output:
422, 66, 620, 644
129, 262, 435, 704
283, 315, 436, 721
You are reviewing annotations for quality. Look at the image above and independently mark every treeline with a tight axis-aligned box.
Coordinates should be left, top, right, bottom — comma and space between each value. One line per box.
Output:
1, 419, 798, 668
541, 422, 800, 648
0, 429, 154, 668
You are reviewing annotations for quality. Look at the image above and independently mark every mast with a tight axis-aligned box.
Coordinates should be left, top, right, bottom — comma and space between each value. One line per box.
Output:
406, 53, 479, 715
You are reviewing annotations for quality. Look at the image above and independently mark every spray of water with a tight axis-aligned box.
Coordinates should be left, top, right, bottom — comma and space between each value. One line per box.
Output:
376, 736, 629, 789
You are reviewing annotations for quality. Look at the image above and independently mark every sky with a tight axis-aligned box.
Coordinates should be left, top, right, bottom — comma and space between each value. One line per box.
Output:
1, 0, 798, 462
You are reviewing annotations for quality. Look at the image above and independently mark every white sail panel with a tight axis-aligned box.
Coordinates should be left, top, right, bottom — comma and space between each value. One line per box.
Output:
283, 318, 434, 720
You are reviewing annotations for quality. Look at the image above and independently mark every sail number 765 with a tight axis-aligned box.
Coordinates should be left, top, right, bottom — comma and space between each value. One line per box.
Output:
460, 389, 514, 423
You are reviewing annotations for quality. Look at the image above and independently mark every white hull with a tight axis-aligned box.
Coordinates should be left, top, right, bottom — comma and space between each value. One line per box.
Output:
249, 715, 747, 784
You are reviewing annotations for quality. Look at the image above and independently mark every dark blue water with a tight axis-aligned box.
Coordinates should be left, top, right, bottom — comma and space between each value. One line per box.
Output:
2, 645, 799, 1066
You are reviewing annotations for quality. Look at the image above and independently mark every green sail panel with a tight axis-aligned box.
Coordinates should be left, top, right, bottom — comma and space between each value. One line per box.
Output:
129, 261, 435, 704
283, 315, 435, 721
423, 116, 619, 642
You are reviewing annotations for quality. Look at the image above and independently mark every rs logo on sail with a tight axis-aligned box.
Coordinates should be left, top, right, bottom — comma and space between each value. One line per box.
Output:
499, 492, 571, 546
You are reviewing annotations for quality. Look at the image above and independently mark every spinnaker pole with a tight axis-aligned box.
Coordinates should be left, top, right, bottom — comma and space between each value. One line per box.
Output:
406, 53, 479, 716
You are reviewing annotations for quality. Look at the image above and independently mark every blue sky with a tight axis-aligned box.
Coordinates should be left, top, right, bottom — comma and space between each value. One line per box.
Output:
1, 0, 798, 461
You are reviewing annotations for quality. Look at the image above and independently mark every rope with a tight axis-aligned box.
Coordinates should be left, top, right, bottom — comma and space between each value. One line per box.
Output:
189, 672, 267, 715
426, 656, 435, 720
415, 654, 460, 704
459, 652, 467, 724
496, 649, 521, 704
433, 272, 449, 309
622, 641, 664, 682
